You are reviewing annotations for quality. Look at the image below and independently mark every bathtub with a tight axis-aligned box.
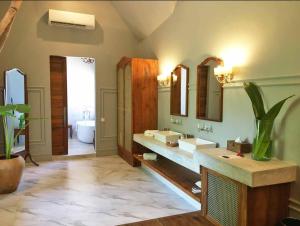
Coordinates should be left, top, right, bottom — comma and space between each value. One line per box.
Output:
76, 120, 95, 143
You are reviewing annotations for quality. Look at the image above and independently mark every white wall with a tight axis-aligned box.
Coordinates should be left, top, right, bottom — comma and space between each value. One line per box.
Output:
137, 1, 300, 218
0, 1, 138, 160
67, 57, 95, 132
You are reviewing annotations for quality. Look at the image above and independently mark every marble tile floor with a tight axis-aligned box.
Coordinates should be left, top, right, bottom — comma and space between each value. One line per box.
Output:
68, 138, 95, 156
0, 156, 196, 226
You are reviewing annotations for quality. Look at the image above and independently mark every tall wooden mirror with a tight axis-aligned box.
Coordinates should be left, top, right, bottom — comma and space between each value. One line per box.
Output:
3, 68, 38, 165
170, 64, 189, 117
196, 57, 223, 122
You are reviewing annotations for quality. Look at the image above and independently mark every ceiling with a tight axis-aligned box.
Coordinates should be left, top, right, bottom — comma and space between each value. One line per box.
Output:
112, 1, 177, 40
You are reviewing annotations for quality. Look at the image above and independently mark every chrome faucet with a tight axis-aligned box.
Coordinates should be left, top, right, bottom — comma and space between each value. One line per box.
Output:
180, 134, 194, 139
197, 124, 213, 133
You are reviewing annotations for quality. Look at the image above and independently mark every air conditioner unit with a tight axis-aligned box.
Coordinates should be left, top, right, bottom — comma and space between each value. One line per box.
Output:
48, 9, 95, 30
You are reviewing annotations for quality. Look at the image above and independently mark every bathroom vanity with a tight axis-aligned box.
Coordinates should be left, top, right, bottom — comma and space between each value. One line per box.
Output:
133, 133, 297, 226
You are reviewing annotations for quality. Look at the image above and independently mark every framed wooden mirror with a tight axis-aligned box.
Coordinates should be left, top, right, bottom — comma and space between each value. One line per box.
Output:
196, 57, 223, 122
3, 68, 38, 166
170, 64, 189, 117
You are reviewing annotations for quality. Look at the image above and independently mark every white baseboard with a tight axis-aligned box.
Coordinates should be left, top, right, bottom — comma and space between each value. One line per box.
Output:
31, 154, 52, 162
96, 149, 117, 157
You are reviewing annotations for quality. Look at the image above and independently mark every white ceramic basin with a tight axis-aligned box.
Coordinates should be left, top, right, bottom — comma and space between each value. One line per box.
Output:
178, 138, 216, 153
153, 131, 182, 144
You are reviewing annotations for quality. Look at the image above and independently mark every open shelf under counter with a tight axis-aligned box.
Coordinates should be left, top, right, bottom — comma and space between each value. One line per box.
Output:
133, 134, 198, 173
134, 154, 201, 203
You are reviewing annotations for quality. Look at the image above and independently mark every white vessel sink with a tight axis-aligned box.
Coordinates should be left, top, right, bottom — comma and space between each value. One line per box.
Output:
178, 138, 216, 153
153, 131, 182, 144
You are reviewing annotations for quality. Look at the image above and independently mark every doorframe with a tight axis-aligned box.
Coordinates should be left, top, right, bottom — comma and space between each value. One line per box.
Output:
49, 55, 97, 156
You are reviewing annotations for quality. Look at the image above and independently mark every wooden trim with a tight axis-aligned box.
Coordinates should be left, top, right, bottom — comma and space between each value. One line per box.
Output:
200, 166, 208, 216
199, 57, 223, 66
24, 72, 29, 159
239, 184, 248, 226
170, 64, 189, 117
196, 57, 223, 122
123, 62, 126, 153
117, 56, 131, 69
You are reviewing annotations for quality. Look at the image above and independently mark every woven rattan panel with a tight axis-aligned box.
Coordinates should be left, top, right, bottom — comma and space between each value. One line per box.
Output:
207, 172, 239, 226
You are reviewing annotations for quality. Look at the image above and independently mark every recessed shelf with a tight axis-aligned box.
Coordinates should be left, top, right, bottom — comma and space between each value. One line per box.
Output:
134, 154, 201, 203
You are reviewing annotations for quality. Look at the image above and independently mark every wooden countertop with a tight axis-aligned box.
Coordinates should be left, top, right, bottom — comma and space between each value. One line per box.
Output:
119, 211, 214, 226
194, 148, 297, 187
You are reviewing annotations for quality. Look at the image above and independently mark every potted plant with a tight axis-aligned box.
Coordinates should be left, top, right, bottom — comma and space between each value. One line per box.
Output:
244, 82, 294, 161
0, 104, 30, 194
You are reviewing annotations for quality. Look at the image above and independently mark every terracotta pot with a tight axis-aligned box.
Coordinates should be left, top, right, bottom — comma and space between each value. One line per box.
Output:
0, 155, 25, 194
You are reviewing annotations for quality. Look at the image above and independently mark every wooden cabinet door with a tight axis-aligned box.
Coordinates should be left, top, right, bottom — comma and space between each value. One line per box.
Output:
131, 58, 158, 133
50, 56, 68, 155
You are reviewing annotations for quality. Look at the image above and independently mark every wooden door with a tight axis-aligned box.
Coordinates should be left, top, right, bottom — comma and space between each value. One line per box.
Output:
50, 56, 68, 155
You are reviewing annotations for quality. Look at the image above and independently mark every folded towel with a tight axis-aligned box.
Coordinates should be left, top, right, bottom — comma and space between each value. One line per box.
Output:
195, 181, 202, 189
192, 185, 201, 194
144, 130, 159, 137
143, 153, 157, 161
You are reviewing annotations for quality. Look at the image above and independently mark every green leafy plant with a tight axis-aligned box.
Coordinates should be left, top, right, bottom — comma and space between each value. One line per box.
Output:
244, 82, 294, 161
0, 104, 31, 159
18, 113, 25, 129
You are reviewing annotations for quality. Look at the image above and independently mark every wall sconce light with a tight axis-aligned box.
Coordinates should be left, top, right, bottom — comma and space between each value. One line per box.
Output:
157, 74, 171, 87
214, 65, 233, 84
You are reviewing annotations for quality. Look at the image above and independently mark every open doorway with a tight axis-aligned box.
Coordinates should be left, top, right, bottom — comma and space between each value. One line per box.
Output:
50, 55, 96, 156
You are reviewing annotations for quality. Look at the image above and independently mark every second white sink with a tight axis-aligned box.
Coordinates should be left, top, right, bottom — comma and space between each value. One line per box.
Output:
178, 138, 216, 153
153, 131, 182, 144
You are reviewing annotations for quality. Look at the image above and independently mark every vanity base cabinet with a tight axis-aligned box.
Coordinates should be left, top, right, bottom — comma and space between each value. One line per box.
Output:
117, 57, 158, 166
201, 167, 290, 226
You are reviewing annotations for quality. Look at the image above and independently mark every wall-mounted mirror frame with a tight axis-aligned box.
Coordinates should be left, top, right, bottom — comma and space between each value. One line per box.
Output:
3, 68, 38, 166
196, 57, 223, 122
170, 64, 189, 117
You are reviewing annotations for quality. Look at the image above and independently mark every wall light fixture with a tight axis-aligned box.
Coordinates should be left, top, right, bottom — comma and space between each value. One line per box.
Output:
214, 65, 233, 84
157, 74, 171, 87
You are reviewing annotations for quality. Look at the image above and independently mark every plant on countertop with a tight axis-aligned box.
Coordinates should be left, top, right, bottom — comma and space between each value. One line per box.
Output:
0, 104, 30, 159
243, 82, 294, 161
